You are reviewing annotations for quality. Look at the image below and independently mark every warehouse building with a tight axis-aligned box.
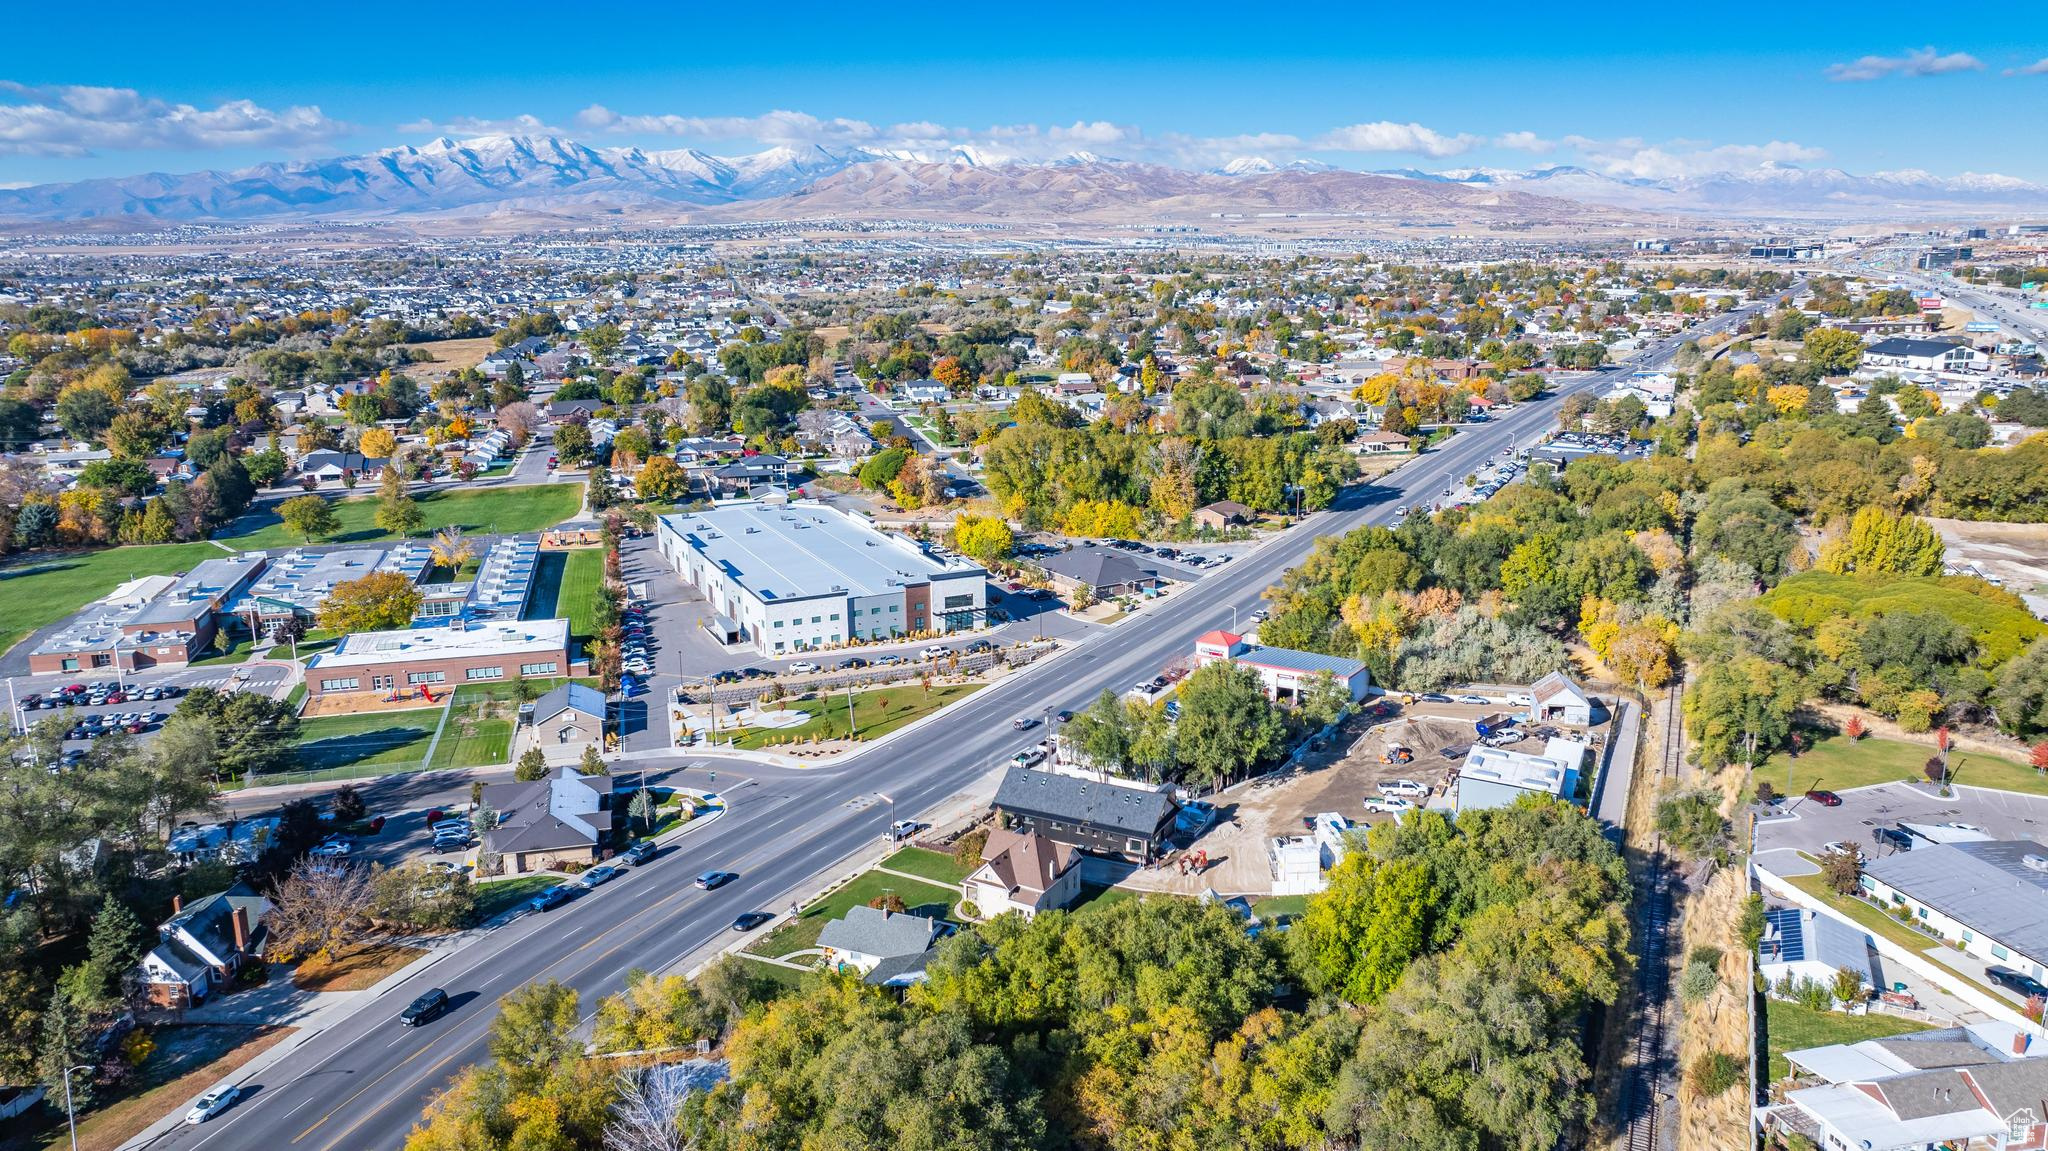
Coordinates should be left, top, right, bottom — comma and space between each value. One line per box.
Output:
655, 502, 986, 655
304, 618, 573, 698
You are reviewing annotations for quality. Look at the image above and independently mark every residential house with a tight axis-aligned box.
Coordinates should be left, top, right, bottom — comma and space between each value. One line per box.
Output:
1352, 429, 1413, 455
530, 682, 606, 758
481, 766, 614, 875
1759, 906, 1876, 994
1767, 1022, 2048, 1151
135, 883, 273, 1007
299, 449, 386, 486
701, 454, 793, 498
991, 767, 1179, 863
1036, 549, 1163, 599
816, 905, 943, 985
962, 827, 1083, 920
1193, 500, 1253, 530
548, 398, 604, 421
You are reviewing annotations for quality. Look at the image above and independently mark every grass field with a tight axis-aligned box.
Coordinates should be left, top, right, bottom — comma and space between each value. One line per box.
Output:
744, 869, 959, 960
881, 846, 975, 885
558, 549, 605, 639
400, 336, 498, 376
293, 711, 438, 772
426, 710, 513, 772
474, 876, 559, 921
1774, 733, 2045, 797
736, 957, 815, 991
0, 541, 225, 656
730, 684, 980, 749
293, 944, 429, 992
1762, 572, 2044, 664
223, 483, 581, 551
1251, 894, 1311, 921
43, 1025, 292, 1151
1764, 999, 1932, 1081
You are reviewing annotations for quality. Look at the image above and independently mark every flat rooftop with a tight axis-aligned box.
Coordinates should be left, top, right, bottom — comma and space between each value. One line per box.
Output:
660, 502, 983, 604
307, 617, 570, 670
228, 544, 432, 615
131, 553, 266, 626
1460, 746, 1573, 795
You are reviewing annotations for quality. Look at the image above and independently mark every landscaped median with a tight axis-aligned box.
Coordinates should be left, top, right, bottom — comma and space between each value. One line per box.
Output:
682, 683, 983, 751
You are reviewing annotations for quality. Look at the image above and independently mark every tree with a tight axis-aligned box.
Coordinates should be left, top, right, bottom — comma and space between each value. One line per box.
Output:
60, 896, 146, 1011
1298, 670, 1352, 728
1818, 505, 1945, 577
36, 991, 96, 1111
373, 460, 424, 538
1291, 852, 1437, 1003
490, 979, 582, 1093
266, 859, 376, 962
580, 745, 608, 777
428, 525, 475, 571
1804, 326, 1865, 375
332, 784, 368, 823
951, 514, 1015, 565
515, 747, 548, 782
554, 422, 594, 467
1820, 844, 1863, 895
636, 456, 688, 503
278, 494, 339, 543
1656, 790, 1731, 860
1174, 661, 1286, 786
318, 570, 423, 633
373, 865, 475, 931
1995, 639, 2048, 738
358, 427, 398, 460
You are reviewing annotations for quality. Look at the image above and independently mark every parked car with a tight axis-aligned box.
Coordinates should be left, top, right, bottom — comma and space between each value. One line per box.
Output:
1871, 827, 1915, 852
575, 865, 621, 889
528, 885, 574, 912
838, 657, 869, 670
1454, 694, 1490, 705
1377, 779, 1428, 798
1011, 747, 1047, 769
885, 820, 921, 842
1055, 709, 1074, 723
695, 870, 736, 890
731, 911, 774, 932
1820, 841, 1858, 858
1363, 797, 1416, 815
922, 645, 949, 659
1805, 789, 1843, 807
1417, 692, 1454, 704
786, 662, 822, 675
398, 988, 450, 1026
965, 640, 993, 654
185, 1085, 242, 1124
620, 840, 658, 865
1987, 967, 2048, 999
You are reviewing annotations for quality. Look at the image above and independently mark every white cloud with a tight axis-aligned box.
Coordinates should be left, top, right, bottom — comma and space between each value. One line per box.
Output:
397, 113, 561, 137
575, 105, 880, 149
1825, 46, 1983, 81
2006, 57, 2048, 76
1573, 138, 1829, 179
1314, 121, 1481, 157
0, 81, 348, 157
1494, 131, 1556, 154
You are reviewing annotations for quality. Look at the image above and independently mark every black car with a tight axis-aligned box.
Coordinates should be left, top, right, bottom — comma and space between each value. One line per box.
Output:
1987, 967, 2048, 999
695, 870, 736, 890
1871, 827, 1915, 852
1055, 710, 1073, 723
399, 988, 450, 1026
731, 911, 774, 932
838, 657, 869, 670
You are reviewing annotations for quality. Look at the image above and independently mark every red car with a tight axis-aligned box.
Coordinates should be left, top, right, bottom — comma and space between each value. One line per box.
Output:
1806, 789, 1843, 807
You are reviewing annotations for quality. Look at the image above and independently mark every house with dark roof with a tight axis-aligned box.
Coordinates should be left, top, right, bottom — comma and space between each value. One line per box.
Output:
135, 883, 273, 1006
530, 682, 606, 759
1862, 337, 1990, 374
992, 767, 1178, 862
1036, 549, 1163, 599
1192, 631, 1371, 703
1192, 500, 1253, 530
1860, 840, 2048, 982
482, 766, 614, 875
962, 827, 1082, 920
1759, 907, 1876, 993
298, 449, 387, 486
816, 905, 943, 985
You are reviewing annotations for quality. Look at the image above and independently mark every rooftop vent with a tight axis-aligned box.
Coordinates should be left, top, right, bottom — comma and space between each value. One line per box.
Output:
2024, 854, 2048, 873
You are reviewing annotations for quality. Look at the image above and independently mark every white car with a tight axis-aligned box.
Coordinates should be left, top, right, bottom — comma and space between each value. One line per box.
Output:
310, 840, 351, 857
1377, 779, 1428, 799
185, 1084, 241, 1124
1482, 729, 1525, 747
1820, 841, 1858, 858
786, 662, 821, 675
922, 645, 949, 659
1011, 747, 1047, 769
1363, 797, 1416, 815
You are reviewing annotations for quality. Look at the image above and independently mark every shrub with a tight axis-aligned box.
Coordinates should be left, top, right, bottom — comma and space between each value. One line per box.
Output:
1679, 960, 1721, 1004
867, 893, 906, 914
1754, 779, 1777, 805
1688, 945, 1724, 968
951, 828, 990, 868
1844, 715, 1865, 741
1688, 1051, 1745, 1097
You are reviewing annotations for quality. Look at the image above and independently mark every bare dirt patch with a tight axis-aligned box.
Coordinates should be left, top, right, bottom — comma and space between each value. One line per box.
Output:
1927, 516, 2048, 597
401, 337, 498, 379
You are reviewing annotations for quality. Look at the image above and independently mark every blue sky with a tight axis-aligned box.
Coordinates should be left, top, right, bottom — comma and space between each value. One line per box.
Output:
3, 0, 2045, 184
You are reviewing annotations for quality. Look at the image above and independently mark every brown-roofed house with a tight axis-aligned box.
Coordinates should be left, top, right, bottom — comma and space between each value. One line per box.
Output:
1193, 500, 1253, 530
962, 827, 1082, 920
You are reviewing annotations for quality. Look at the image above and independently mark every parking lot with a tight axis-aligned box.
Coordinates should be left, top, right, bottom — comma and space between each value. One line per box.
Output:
1755, 780, 2048, 874
9, 663, 294, 755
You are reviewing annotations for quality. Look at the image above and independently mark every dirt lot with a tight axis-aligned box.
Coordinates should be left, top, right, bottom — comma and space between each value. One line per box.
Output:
401, 336, 498, 379
1928, 517, 2048, 598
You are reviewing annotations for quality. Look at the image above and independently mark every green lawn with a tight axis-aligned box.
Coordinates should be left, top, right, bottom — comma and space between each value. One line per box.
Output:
222, 483, 582, 550
882, 846, 975, 885
744, 869, 960, 960
473, 876, 560, 921
293, 711, 439, 772
1069, 884, 1142, 915
729, 684, 981, 749
427, 714, 513, 772
0, 541, 224, 657
558, 549, 606, 639
1765, 999, 1932, 1081
1251, 894, 1311, 921
1776, 733, 2045, 797
736, 956, 816, 992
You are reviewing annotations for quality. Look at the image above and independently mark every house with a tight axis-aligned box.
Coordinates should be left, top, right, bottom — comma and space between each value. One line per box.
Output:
1269, 811, 1354, 895
1036, 549, 1162, 599
548, 398, 604, 420
1859, 840, 2048, 984
1353, 428, 1413, 454
1191, 630, 1371, 703
1767, 1022, 2048, 1151
299, 449, 386, 486
962, 828, 1083, 920
900, 382, 949, 404
531, 682, 606, 757
1192, 500, 1253, 530
1758, 906, 1876, 994
816, 905, 943, 984
702, 454, 793, 498
1529, 671, 1596, 725
992, 766, 1178, 863
1863, 337, 1991, 374
481, 766, 614, 875
135, 883, 273, 1007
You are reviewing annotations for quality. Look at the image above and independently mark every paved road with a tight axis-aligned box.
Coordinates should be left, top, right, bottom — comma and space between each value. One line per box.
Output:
140, 304, 1774, 1151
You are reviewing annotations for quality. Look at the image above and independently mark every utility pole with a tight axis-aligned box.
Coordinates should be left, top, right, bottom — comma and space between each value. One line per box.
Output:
62, 1063, 91, 1151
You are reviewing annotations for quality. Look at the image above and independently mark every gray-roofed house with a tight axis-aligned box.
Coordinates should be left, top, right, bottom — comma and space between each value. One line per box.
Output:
963, 827, 1083, 920
299, 449, 387, 486
1036, 549, 1163, 600
482, 766, 614, 875
531, 682, 607, 759
1192, 630, 1371, 702
135, 883, 273, 1006
1759, 906, 1875, 994
816, 905, 943, 984
992, 767, 1178, 862
1860, 839, 2048, 983
1767, 1019, 2048, 1151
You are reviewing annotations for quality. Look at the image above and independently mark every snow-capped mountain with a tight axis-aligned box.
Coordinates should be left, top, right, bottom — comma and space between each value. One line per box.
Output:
1212, 157, 1336, 176
1374, 162, 2048, 218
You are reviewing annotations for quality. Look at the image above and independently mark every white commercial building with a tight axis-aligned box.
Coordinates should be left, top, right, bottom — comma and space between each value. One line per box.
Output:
1456, 738, 1587, 812
655, 502, 987, 656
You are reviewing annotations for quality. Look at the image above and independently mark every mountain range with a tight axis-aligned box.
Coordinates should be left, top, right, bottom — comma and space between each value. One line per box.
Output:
1, 133, 2042, 225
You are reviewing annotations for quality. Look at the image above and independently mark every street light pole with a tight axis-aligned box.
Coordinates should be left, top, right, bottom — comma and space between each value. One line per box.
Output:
63, 1063, 91, 1151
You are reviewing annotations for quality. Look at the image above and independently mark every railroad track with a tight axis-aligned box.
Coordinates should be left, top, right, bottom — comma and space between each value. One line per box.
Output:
1620, 677, 1684, 1151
